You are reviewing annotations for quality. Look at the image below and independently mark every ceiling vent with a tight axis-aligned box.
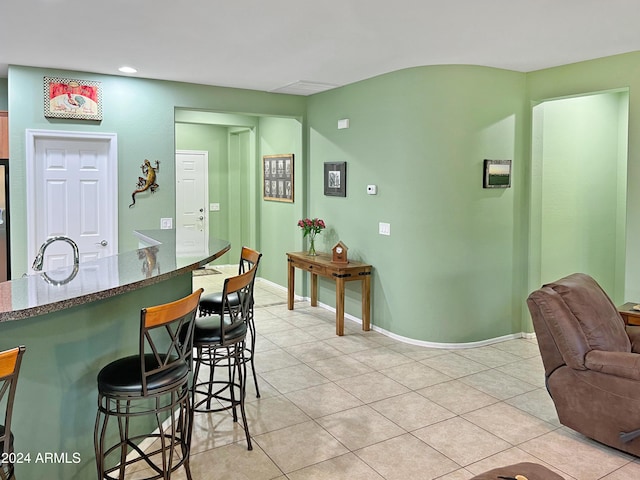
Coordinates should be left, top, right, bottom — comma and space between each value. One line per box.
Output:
271, 81, 339, 96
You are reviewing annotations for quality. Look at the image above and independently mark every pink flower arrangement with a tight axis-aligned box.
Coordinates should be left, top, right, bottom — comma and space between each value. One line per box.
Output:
297, 218, 325, 237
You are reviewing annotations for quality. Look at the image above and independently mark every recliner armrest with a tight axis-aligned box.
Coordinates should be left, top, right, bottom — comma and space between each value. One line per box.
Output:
585, 350, 640, 381
626, 325, 640, 354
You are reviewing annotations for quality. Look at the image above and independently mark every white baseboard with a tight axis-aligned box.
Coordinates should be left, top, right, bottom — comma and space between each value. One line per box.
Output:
278, 289, 536, 348
253, 278, 537, 347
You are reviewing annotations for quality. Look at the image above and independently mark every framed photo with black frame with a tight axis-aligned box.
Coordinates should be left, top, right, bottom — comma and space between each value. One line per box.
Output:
324, 162, 346, 197
263, 154, 293, 202
483, 159, 512, 188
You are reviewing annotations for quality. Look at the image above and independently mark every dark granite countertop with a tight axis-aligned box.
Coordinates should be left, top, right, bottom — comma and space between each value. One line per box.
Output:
0, 230, 230, 322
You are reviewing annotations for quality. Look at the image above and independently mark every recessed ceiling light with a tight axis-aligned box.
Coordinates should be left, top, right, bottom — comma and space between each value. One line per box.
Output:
118, 66, 137, 74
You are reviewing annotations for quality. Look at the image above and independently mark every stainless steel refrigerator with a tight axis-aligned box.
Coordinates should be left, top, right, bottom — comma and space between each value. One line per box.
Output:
0, 160, 10, 281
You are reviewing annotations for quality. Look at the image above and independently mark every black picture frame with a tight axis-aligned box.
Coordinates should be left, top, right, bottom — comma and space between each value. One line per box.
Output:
324, 162, 346, 197
263, 154, 294, 202
483, 159, 512, 188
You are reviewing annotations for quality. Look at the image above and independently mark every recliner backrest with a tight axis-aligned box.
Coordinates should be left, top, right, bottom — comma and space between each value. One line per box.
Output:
527, 273, 630, 372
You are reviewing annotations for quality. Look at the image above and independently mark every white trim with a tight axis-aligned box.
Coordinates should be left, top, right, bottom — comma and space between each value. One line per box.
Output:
25, 129, 118, 272
256, 277, 536, 347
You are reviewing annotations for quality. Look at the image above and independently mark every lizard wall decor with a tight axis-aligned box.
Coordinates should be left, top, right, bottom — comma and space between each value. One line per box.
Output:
129, 159, 160, 208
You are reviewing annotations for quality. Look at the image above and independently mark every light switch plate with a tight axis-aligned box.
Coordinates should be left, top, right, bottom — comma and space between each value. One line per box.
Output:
209, 203, 220, 211
379, 222, 390, 235
160, 218, 172, 229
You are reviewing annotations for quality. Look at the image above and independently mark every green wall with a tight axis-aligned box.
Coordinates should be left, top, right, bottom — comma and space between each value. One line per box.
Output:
258, 116, 304, 286
535, 92, 627, 299
526, 52, 640, 303
306, 65, 528, 342
8, 51, 640, 343
7, 66, 305, 277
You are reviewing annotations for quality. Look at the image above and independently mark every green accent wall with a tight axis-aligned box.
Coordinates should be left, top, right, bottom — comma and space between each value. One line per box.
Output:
7, 51, 640, 343
307, 65, 528, 342
7, 66, 305, 278
535, 92, 627, 300
526, 51, 638, 303
258, 116, 304, 286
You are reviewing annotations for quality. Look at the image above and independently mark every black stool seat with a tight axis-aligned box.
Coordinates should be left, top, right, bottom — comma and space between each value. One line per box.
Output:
193, 317, 247, 344
198, 291, 240, 315
97, 354, 189, 395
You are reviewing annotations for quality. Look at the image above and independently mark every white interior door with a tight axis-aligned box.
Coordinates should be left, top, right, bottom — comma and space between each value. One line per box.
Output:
26, 130, 118, 274
175, 150, 209, 256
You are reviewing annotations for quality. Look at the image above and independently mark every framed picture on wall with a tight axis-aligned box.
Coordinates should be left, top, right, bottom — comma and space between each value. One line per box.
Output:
43, 76, 103, 121
324, 162, 346, 197
263, 154, 293, 202
483, 159, 512, 188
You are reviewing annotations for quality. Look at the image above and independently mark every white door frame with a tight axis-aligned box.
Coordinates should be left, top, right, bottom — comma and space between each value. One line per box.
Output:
25, 129, 118, 272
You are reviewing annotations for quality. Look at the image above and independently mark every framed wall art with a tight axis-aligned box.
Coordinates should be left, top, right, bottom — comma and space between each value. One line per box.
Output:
483, 159, 512, 188
263, 154, 294, 202
324, 162, 346, 197
44, 76, 103, 120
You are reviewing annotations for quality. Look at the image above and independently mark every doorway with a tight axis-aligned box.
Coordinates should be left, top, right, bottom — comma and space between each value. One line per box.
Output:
175, 115, 257, 264
530, 90, 628, 301
25, 129, 118, 274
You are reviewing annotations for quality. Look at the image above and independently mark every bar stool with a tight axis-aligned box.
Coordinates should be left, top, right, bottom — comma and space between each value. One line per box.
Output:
198, 246, 262, 397
0, 345, 26, 480
94, 289, 203, 480
190, 265, 258, 450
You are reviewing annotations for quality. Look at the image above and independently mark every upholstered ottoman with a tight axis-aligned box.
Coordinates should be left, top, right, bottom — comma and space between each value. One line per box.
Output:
470, 462, 565, 479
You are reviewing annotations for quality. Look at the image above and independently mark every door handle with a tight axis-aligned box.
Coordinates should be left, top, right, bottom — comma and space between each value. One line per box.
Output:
96, 240, 108, 246
199, 216, 204, 220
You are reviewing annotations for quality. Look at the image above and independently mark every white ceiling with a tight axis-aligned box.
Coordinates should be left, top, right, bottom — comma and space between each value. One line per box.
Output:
2, 0, 640, 95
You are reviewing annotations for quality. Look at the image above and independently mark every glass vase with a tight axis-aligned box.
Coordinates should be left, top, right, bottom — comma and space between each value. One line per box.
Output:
307, 235, 317, 256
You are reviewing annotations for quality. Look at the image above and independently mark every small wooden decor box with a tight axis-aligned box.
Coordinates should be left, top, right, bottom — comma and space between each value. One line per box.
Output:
332, 241, 348, 264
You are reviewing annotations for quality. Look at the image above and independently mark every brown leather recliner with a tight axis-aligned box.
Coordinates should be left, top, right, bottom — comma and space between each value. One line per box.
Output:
527, 273, 640, 456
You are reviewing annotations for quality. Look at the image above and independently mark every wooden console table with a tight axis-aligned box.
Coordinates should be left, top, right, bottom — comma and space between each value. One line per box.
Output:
287, 251, 372, 336
618, 302, 640, 325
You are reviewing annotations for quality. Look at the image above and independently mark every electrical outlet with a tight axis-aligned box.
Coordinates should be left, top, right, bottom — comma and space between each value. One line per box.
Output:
379, 222, 390, 236
160, 218, 172, 230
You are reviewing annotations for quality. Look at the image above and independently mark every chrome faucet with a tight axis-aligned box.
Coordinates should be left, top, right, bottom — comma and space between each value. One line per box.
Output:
32, 236, 80, 272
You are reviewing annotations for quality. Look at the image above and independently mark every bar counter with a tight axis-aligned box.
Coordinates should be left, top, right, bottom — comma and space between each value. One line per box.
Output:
0, 231, 229, 479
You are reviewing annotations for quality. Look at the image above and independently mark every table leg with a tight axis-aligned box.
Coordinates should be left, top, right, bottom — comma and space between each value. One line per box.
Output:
336, 277, 345, 336
362, 274, 371, 331
287, 261, 295, 310
311, 273, 318, 307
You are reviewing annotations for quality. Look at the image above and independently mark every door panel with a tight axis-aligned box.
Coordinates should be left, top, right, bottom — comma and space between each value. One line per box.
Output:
176, 150, 208, 256
27, 131, 117, 275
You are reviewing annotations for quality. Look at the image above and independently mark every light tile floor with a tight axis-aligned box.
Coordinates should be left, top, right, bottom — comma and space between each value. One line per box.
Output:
151, 267, 640, 479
